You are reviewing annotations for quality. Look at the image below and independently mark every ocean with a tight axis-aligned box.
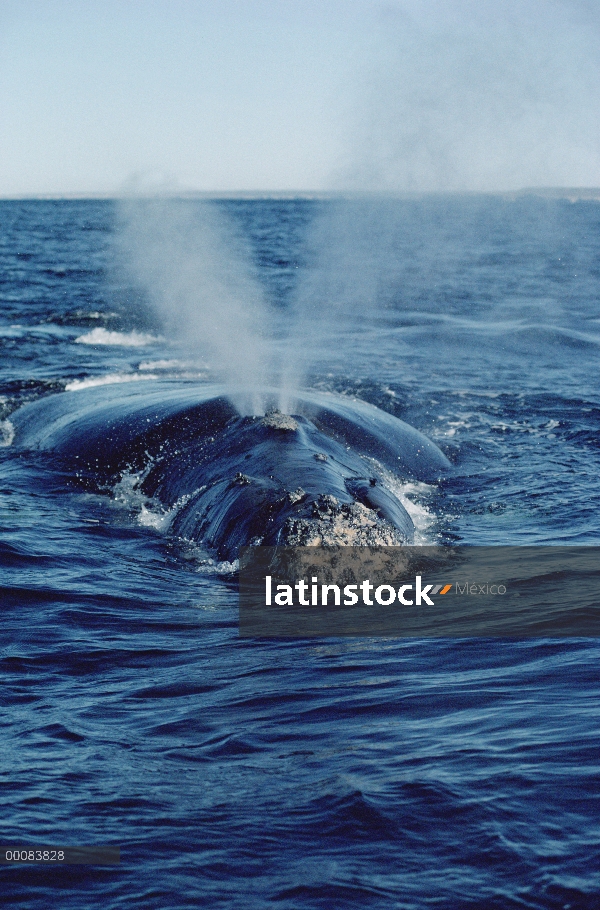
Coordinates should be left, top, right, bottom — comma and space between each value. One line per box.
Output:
1, 196, 599, 908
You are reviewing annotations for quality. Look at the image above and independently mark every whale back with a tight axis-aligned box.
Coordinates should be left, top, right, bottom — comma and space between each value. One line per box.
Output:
12, 382, 236, 481
291, 390, 450, 481
12, 381, 450, 483
11, 381, 449, 556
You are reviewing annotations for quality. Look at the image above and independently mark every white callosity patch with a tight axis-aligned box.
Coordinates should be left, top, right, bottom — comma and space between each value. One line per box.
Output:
282, 498, 407, 547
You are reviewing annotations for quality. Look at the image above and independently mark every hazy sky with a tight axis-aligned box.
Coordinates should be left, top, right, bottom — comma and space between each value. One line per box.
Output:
1, 0, 599, 196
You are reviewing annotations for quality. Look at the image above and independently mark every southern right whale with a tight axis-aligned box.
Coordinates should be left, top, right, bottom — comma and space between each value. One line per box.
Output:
11, 381, 451, 560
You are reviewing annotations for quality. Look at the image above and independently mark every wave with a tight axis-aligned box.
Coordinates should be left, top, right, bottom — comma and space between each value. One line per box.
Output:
74, 328, 161, 347
138, 359, 186, 371
0, 323, 74, 340
65, 373, 158, 392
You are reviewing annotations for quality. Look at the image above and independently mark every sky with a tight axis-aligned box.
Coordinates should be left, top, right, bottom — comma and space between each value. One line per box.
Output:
1, 0, 599, 196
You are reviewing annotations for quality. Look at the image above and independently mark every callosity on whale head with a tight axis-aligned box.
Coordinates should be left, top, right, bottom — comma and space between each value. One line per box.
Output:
11, 381, 451, 560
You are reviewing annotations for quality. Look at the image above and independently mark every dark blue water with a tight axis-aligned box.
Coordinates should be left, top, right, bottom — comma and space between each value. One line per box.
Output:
1, 197, 599, 908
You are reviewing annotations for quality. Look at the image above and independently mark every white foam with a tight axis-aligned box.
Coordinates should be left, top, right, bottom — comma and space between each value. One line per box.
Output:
74, 328, 160, 347
394, 482, 438, 545
369, 461, 438, 545
203, 558, 239, 575
439, 415, 475, 437
138, 359, 183, 371
137, 503, 172, 531
65, 373, 158, 391
0, 419, 15, 447
174, 544, 239, 575
111, 470, 172, 530
111, 470, 205, 536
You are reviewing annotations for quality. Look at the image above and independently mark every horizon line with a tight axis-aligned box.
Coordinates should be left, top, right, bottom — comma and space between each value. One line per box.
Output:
1, 186, 600, 202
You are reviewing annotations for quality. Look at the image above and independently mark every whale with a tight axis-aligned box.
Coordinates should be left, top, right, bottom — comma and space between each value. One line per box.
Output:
11, 380, 451, 560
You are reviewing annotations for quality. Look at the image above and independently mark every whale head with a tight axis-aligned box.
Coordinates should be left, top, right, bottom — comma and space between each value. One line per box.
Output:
11, 382, 451, 560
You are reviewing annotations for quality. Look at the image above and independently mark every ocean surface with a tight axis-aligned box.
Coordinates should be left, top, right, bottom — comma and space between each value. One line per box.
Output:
1, 196, 599, 908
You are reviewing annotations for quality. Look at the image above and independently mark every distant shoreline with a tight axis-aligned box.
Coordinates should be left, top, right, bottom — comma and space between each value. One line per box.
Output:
1, 187, 600, 202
